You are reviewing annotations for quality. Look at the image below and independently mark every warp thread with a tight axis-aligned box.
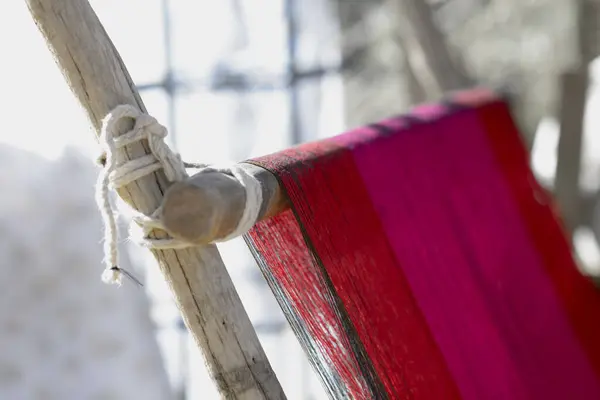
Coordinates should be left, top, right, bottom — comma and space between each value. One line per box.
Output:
95, 105, 262, 286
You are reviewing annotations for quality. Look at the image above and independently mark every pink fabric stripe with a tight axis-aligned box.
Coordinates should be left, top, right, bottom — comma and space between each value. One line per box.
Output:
410, 103, 447, 120
335, 116, 528, 399
425, 110, 600, 399
335, 109, 600, 399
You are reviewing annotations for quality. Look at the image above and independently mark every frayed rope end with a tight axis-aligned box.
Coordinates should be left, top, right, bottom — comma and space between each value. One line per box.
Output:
102, 266, 123, 286
101, 266, 144, 288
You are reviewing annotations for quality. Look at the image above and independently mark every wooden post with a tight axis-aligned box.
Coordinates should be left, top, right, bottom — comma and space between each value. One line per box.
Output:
555, 71, 588, 237
554, 0, 598, 240
392, 0, 474, 93
24, 1, 286, 398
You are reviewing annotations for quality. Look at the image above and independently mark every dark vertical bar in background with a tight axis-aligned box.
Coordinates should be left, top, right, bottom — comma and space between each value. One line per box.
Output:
286, 1, 314, 397
146, 0, 319, 398
161, 3, 187, 399
162, 0, 178, 151
286, 0, 302, 145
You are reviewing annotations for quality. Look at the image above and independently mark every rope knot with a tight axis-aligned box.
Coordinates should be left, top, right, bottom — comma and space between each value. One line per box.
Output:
95, 105, 189, 286
95, 105, 263, 287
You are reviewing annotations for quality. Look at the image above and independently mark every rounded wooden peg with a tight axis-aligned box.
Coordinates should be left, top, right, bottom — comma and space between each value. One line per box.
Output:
158, 163, 289, 244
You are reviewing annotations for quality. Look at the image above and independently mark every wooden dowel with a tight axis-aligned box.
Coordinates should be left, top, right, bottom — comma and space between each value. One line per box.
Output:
25, 1, 286, 398
159, 163, 290, 244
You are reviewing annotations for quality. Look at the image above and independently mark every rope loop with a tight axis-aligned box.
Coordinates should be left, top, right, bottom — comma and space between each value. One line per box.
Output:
95, 105, 262, 286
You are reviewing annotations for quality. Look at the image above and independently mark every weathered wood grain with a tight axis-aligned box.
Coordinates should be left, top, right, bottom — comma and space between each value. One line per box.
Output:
24, 1, 286, 398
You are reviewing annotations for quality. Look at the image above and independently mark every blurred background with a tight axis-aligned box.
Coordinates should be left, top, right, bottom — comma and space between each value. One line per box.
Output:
0, 0, 599, 399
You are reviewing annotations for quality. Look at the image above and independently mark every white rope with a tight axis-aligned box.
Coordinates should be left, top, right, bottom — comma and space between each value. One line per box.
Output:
95, 105, 263, 286
210, 165, 262, 242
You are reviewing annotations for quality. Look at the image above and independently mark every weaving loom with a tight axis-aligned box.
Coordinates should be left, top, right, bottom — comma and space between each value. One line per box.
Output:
27, 2, 600, 398
244, 89, 600, 399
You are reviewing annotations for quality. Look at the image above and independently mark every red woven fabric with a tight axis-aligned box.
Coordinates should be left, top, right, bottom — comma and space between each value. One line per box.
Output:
245, 89, 600, 399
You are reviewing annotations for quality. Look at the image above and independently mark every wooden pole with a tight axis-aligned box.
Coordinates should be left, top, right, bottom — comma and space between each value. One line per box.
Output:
24, 1, 286, 398
554, 0, 597, 240
554, 71, 588, 237
392, 0, 474, 93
